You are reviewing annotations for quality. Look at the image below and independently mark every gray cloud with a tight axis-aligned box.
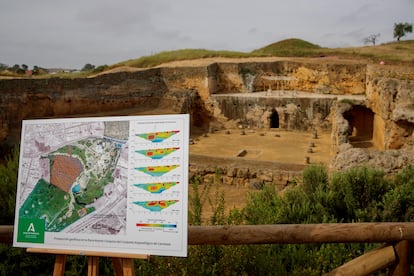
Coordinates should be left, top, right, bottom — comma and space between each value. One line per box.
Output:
0, 0, 413, 69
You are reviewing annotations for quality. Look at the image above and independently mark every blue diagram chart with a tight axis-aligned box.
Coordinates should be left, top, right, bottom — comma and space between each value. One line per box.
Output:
13, 114, 189, 257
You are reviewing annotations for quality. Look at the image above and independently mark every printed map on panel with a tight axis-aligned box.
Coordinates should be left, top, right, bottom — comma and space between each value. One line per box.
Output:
14, 115, 189, 257
18, 121, 129, 234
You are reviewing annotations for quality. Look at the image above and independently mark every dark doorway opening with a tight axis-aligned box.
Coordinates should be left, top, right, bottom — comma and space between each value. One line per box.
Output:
343, 105, 374, 148
270, 110, 279, 128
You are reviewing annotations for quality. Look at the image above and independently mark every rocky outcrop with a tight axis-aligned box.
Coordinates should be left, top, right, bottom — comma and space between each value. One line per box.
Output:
332, 145, 414, 173
329, 65, 414, 172
365, 65, 414, 150
190, 154, 304, 189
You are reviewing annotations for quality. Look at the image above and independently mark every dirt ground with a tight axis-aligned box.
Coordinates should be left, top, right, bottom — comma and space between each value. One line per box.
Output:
190, 128, 332, 164
189, 128, 333, 222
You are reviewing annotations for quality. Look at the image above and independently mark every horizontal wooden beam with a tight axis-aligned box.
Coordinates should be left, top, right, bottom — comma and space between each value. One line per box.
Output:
188, 223, 414, 245
3, 223, 414, 246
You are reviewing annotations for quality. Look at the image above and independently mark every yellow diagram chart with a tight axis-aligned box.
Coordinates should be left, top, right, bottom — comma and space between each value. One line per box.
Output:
13, 114, 189, 257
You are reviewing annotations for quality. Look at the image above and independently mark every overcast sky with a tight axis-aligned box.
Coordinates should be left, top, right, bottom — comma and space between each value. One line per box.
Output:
1, 0, 413, 69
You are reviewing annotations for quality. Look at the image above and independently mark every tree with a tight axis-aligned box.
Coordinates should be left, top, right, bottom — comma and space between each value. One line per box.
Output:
363, 33, 380, 46
0, 63, 8, 70
393, 22, 413, 41
32, 65, 39, 75
81, 63, 95, 71
10, 64, 25, 74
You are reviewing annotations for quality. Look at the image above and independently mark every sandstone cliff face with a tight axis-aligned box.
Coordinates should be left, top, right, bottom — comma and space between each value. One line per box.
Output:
0, 69, 208, 144
207, 60, 367, 133
211, 61, 366, 95
0, 59, 413, 174
365, 65, 414, 150
328, 65, 414, 171
0, 69, 167, 128
212, 94, 334, 131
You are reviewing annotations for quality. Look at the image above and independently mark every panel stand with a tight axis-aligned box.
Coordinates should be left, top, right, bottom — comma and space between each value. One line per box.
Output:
27, 248, 149, 276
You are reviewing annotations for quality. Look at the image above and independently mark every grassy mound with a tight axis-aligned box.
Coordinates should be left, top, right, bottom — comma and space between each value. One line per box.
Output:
251, 38, 322, 56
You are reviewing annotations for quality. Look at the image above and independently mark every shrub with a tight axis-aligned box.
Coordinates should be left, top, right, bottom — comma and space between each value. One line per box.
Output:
2, 154, 412, 274
381, 166, 414, 221
0, 147, 19, 224
330, 167, 389, 222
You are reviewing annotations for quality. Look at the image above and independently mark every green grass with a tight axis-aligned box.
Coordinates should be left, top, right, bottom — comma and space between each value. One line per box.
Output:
90, 38, 414, 74
18, 178, 71, 225
113, 48, 253, 68
251, 38, 322, 56
322, 40, 414, 63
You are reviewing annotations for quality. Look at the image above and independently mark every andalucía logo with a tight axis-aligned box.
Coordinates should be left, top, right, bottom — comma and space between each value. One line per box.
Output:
17, 218, 45, 243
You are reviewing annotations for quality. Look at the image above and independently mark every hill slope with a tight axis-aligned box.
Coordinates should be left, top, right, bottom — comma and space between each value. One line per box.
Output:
112, 38, 414, 70
1, 38, 413, 79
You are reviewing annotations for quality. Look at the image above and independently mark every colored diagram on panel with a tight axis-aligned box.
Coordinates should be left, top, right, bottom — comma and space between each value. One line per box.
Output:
135, 165, 179, 177
133, 200, 179, 212
135, 147, 180, 159
136, 223, 177, 229
136, 130, 179, 143
15, 114, 189, 258
133, 182, 179, 194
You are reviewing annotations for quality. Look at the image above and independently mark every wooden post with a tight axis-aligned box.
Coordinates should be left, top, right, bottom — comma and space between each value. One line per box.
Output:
26, 248, 147, 275
87, 256, 99, 276
53, 254, 66, 276
0, 225, 13, 244
325, 245, 396, 276
112, 257, 135, 276
388, 240, 413, 276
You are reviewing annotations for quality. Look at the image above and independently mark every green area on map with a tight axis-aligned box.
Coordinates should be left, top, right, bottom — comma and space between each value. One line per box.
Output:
19, 137, 121, 232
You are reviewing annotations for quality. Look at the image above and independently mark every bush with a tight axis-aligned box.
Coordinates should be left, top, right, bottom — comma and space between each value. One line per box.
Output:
0, 147, 19, 224
3, 157, 414, 274
330, 167, 389, 222
381, 166, 414, 221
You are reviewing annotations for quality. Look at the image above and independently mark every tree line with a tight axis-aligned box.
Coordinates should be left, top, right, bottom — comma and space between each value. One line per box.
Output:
0, 64, 45, 75
0, 63, 108, 76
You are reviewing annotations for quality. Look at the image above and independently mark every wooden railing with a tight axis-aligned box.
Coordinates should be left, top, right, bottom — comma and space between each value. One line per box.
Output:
2, 223, 414, 275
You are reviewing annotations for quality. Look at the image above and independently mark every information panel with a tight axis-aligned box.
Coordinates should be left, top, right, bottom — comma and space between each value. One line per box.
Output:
13, 114, 189, 257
